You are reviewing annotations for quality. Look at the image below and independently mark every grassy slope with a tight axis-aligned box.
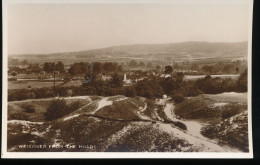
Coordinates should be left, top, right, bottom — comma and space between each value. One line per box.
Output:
7, 94, 249, 152
174, 94, 247, 121
174, 93, 248, 152
7, 95, 199, 152
201, 112, 249, 152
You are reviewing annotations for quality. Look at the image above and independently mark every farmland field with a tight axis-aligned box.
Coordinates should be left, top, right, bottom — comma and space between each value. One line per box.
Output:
8, 81, 82, 89
183, 74, 239, 81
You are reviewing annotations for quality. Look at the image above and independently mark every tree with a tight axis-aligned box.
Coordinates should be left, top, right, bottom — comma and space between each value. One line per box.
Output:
222, 64, 232, 74
45, 99, 81, 121
103, 62, 117, 73
129, 60, 137, 68
43, 62, 55, 73
29, 63, 41, 73
174, 63, 180, 70
202, 65, 213, 74
11, 72, 17, 76
81, 63, 89, 74
55, 61, 65, 73
147, 62, 152, 68
117, 65, 123, 72
110, 73, 123, 88
68, 64, 81, 75
22, 59, 28, 65
139, 61, 145, 67
236, 66, 240, 74
155, 65, 161, 70
164, 65, 173, 74
93, 62, 102, 74
237, 69, 247, 92
126, 87, 137, 97
191, 64, 198, 71
171, 92, 185, 104
174, 72, 184, 83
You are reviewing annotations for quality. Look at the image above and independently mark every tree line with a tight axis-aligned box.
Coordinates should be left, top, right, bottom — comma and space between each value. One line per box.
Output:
8, 69, 247, 102
68, 62, 123, 75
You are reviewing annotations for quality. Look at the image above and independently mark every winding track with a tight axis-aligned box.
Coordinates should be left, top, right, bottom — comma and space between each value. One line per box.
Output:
162, 100, 240, 152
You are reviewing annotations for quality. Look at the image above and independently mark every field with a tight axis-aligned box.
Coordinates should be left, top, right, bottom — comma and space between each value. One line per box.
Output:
8, 81, 82, 89
183, 74, 239, 81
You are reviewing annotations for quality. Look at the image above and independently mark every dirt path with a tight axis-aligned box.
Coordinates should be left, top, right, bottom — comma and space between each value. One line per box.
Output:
91, 97, 113, 114
162, 100, 240, 152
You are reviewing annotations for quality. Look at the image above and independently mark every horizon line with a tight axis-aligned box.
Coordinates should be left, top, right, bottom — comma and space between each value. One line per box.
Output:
8, 40, 248, 56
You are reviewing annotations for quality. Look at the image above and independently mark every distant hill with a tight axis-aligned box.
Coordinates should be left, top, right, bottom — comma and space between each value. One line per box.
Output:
9, 41, 248, 63
74, 41, 248, 57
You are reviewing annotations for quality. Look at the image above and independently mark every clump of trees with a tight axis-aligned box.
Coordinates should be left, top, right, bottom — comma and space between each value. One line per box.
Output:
200, 61, 247, 75
110, 73, 123, 88
43, 61, 65, 73
194, 70, 247, 94
236, 69, 247, 92
8, 68, 248, 102
8, 88, 53, 101
68, 62, 90, 75
68, 62, 123, 75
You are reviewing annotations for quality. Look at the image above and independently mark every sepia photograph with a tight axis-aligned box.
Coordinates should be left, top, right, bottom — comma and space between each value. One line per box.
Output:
2, 0, 253, 158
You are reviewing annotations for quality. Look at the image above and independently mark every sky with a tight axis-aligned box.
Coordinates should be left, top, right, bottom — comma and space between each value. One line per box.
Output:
7, 1, 251, 55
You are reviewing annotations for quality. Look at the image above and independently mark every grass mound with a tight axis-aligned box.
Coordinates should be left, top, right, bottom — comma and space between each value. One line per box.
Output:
174, 95, 247, 120
201, 112, 249, 152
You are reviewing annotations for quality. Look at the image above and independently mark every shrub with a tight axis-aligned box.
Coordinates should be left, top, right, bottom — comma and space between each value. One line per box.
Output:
201, 126, 216, 139
237, 70, 247, 92
188, 88, 203, 97
32, 87, 52, 99
171, 92, 185, 104
56, 87, 70, 97
125, 87, 137, 97
8, 89, 33, 101
9, 112, 29, 120
22, 104, 35, 113
204, 75, 212, 80
221, 107, 242, 119
45, 99, 82, 121
173, 121, 187, 130
69, 101, 82, 111
45, 99, 68, 121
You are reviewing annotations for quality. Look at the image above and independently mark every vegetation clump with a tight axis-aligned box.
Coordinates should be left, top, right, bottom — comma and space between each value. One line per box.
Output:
9, 112, 30, 121
45, 99, 82, 121
22, 104, 35, 113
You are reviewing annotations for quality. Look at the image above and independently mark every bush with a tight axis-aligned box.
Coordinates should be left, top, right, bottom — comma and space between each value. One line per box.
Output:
125, 87, 136, 97
45, 99, 82, 121
221, 107, 242, 119
69, 101, 82, 111
8, 89, 33, 101
201, 126, 216, 139
187, 88, 203, 97
56, 87, 70, 97
45, 99, 67, 121
32, 87, 52, 99
9, 112, 29, 120
22, 104, 35, 113
173, 121, 187, 130
237, 70, 247, 92
171, 92, 185, 104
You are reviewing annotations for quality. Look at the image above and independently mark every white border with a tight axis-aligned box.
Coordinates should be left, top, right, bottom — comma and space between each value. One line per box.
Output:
1, 0, 254, 159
